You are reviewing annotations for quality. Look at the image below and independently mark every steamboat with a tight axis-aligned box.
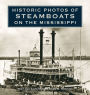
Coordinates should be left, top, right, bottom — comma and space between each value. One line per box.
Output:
4, 29, 88, 95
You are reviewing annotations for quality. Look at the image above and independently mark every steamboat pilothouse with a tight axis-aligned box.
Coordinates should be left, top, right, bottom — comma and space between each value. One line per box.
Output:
8, 29, 86, 94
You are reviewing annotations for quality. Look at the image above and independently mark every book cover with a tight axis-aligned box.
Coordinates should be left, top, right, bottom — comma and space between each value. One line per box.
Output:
0, 0, 90, 95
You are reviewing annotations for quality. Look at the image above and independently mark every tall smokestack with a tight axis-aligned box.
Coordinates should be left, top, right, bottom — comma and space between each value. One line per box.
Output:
51, 30, 56, 64
18, 50, 20, 65
39, 29, 44, 65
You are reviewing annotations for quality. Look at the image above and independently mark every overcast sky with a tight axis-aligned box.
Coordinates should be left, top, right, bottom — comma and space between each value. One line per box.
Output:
0, 0, 90, 56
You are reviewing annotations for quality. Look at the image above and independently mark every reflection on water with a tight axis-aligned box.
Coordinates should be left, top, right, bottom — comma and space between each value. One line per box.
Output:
0, 88, 22, 95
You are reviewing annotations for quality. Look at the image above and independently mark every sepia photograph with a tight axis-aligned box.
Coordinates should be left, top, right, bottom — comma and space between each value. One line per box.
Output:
0, 0, 90, 95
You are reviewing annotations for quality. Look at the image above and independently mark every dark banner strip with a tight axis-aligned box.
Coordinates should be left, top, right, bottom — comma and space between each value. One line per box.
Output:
8, 6, 82, 27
